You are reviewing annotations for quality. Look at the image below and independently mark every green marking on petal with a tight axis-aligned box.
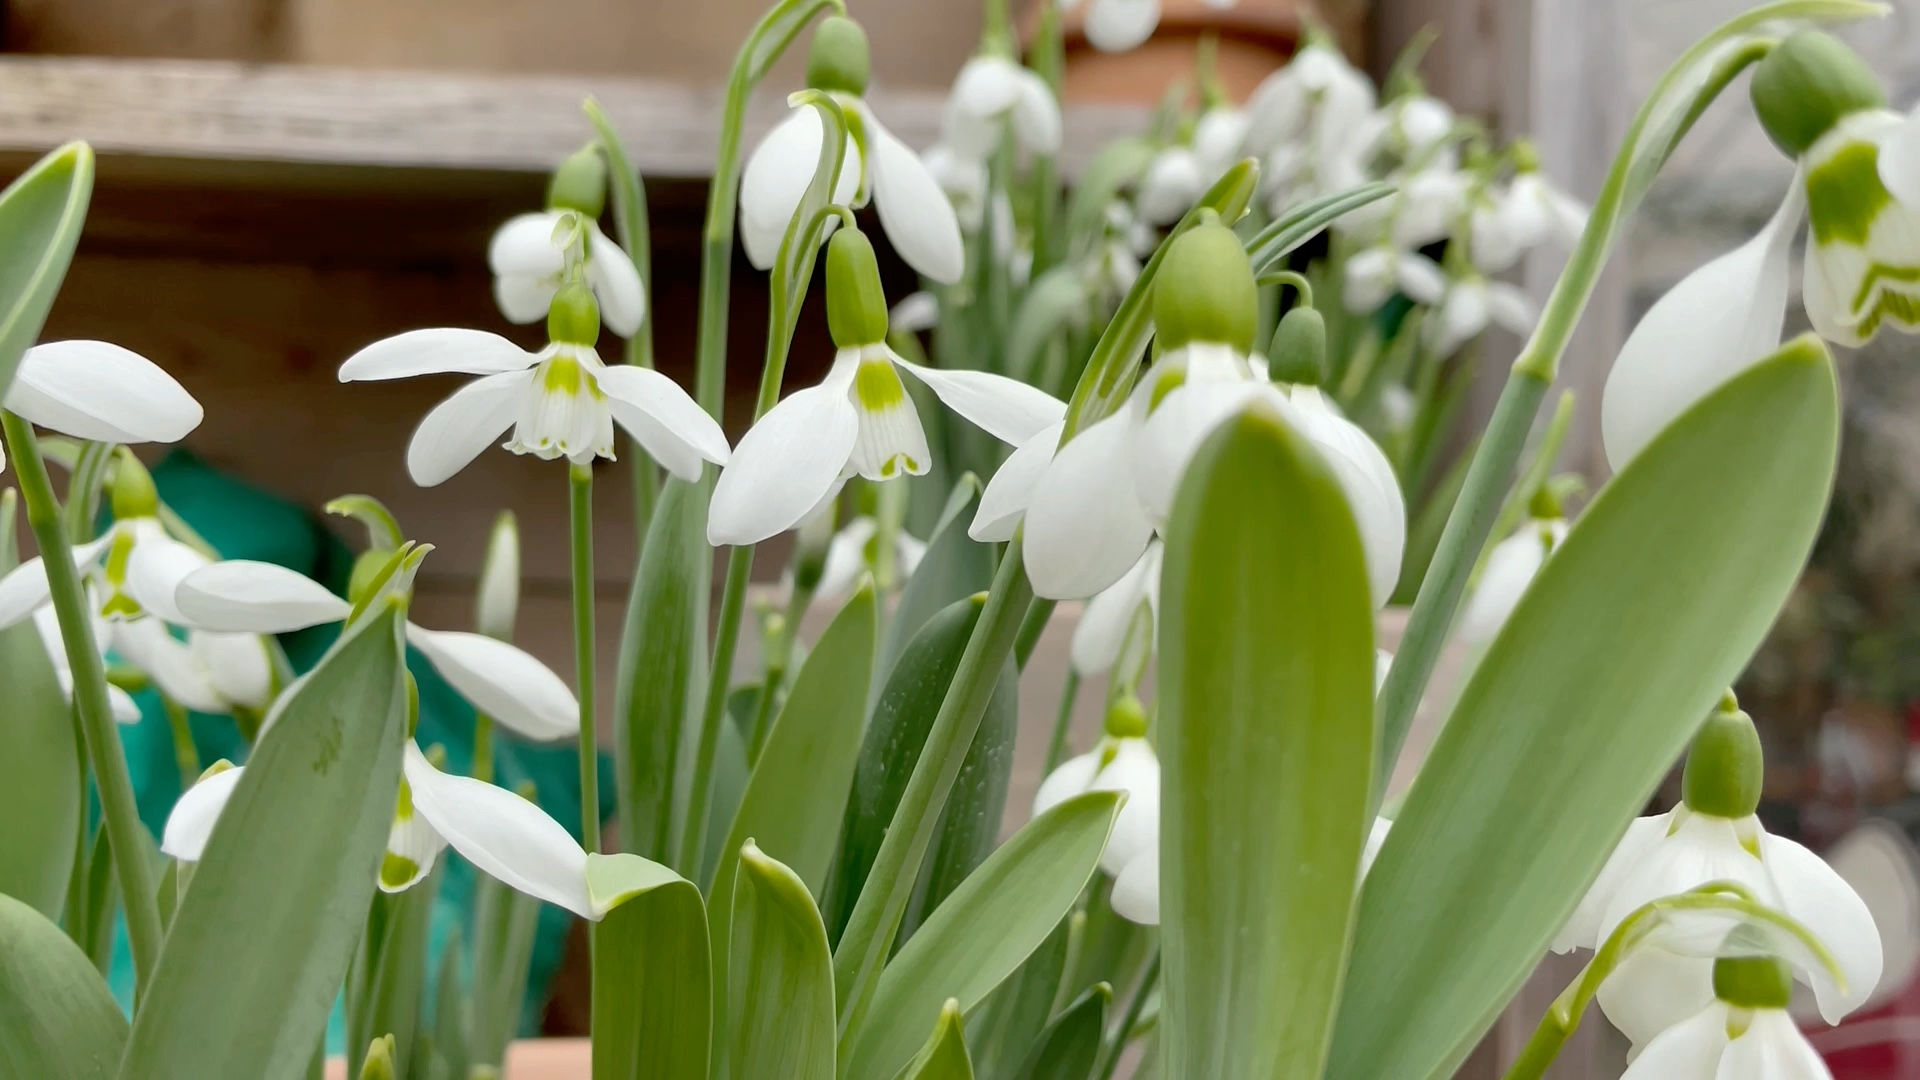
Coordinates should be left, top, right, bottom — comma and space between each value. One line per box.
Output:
542, 355, 584, 395
1807, 139, 1892, 247
1146, 364, 1190, 414
854, 357, 908, 411
1851, 263, 1920, 338
379, 852, 420, 890
393, 778, 413, 822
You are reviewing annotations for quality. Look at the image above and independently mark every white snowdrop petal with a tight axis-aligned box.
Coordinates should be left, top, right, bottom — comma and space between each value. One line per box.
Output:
1395, 254, 1449, 305
1111, 848, 1161, 925
8, 341, 203, 444
894, 356, 1066, 446
1597, 813, 1774, 946
1287, 389, 1407, 606
1130, 381, 1272, 525
379, 801, 448, 893
1602, 180, 1802, 471
708, 361, 861, 547
1554, 813, 1672, 953
971, 421, 1062, 543
1761, 831, 1884, 1023
953, 57, 1022, 119
1617, 1003, 1729, 1080
1137, 149, 1205, 226
1719, 1010, 1832, 1080
1071, 543, 1160, 676
115, 616, 226, 714
403, 742, 594, 919
197, 631, 273, 712
0, 556, 54, 630
407, 369, 536, 487
1084, 0, 1161, 53
1010, 69, 1064, 155
1879, 106, 1920, 206
890, 291, 940, 333
595, 365, 731, 482
586, 223, 647, 338
174, 560, 352, 634
487, 211, 568, 277
494, 274, 554, 325
740, 108, 830, 271
1595, 945, 1717, 1052
406, 624, 579, 741
125, 536, 211, 626
1023, 413, 1158, 600
338, 329, 538, 382
161, 765, 244, 862
1459, 520, 1567, 646
1033, 751, 1103, 819
1487, 283, 1538, 336
870, 120, 967, 284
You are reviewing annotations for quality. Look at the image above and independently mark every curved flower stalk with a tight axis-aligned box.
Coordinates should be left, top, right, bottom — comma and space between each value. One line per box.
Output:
337, 283, 728, 488
1457, 515, 1568, 645
1552, 701, 1881, 1050
0, 339, 203, 475
740, 16, 964, 282
173, 558, 579, 743
708, 228, 1064, 546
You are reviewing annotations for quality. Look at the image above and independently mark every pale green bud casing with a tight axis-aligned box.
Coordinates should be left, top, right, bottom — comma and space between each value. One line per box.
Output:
358, 1034, 398, 1080
1681, 701, 1764, 820
1713, 953, 1794, 1011
476, 509, 520, 641
547, 282, 601, 347
807, 15, 872, 97
1105, 692, 1149, 740
1153, 213, 1258, 355
827, 228, 890, 348
1268, 306, 1328, 387
546, 145, 608, 218
1750, 32, 1886, 159
109, 448, 159, 520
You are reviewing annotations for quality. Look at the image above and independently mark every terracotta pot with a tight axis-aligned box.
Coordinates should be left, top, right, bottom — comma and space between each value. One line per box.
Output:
1049, 0, 1307, 104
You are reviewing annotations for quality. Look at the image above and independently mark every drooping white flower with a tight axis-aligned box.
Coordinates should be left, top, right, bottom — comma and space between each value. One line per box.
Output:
941, 56, 1061, 163
1616, 960, 1837, 1080
1067, 0, 1238, 53
889, 292, 940, 334
1035, 735, 1160, 879
1496, 170, 1589, 256
1136, 147, 1206, 227
1422, 275, 1537, 358
1070, 542, 1162, 677
812, 515, 927, 601
1799, 109, 1920, 345
1242, 41, 1377, 159
1372, 94, 1455, 160
31, 607, 143, 723
1458, 517, 1568, 645
2, 341, 203, 461
0, 516, 210, 645
337, 300, 729, 488
113, 615, 273, 717
1343, 248, 1446, 313
488, 211, 645, 338
174, 559, 579, 742
1599, 178, 1802, 471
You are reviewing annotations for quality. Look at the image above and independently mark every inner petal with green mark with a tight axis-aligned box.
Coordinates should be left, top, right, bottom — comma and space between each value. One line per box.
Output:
847, 353, 929, 481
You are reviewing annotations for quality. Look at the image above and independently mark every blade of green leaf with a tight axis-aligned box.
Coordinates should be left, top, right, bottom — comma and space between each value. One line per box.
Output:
843, 791, 1122, 1080
1012, 983, 1110, 1080
1157, 406, 1376, 1079
615, 477, 709, 866
699, 710, 752, 886
0, 490, 81, 919
878, 478, 994, 685
347, 864, 443, 1078
429, 923, 470, 1080
1063, 137, 1157, 250
965, 913, 1073, 1074
0, 893, 126, 1080
1005, 268, 1091, 387
119, 604, 409, 1080
589, 852, 711, 1080
0, 142, 93, 394
724, 843, 837, 1080
1244, 183, 1396, 274
1327, 337, 1841, 1080
900, 650, 1016, 942
892, 1001, 974, 1080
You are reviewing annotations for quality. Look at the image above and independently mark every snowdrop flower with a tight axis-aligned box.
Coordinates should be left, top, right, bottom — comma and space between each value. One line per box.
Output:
813, 515, 927, 601
1554, 703, 1881, 1048
1343, 248, 1446, 313
1070, 543, 1161, 677
116, 616, 273, 718
1618, 954, 1836, 1080
0, 340, 201, 475
941, 55, 1061, 163
31, 607, 143, 723
1036, 730, 1159, 878
738, 16, 962, 283
1243, 39, 1376, 158
923, 145, 989, 231
488, 145, 643, 338
1458, 516, 1568, 645
1068, 0, 1238, 53
1423, 275, 1536, 358
1373, 93, 1455, 160
1491, 159, 1588, 258
890, 292, 940, 334
337, 284, 728, 488
173, 558, 579, 742
1136, 147, 1206, 226
1022, 218, 1405, 602
709, 229, 1064, 546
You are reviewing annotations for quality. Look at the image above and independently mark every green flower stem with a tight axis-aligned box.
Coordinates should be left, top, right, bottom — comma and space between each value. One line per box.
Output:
1499, 980, 1581, 1080
1094, 947, 1161, 1080
163, 697, 199, 792
568, 463, 600, 855
583, 99, 660, 538
1028, 2, 1065, 276
472, 713, 495, 785
1015, 597, 1055, 668
1370, 20, 1811, 801
834, 539, 1036, 1044
1044, 669, 1080, 773
1, 412, 161, 990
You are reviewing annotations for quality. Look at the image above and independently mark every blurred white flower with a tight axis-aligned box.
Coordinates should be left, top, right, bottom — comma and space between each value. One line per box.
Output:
488, 211, 644, 338
941, 56, 1061, 161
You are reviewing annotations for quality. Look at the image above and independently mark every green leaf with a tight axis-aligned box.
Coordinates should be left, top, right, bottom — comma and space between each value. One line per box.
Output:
427, 923, 470, 1080
699, 711, 753, 886
826, 595, 990, 941
1327, 338, 1841, 1080
723, 844, 837, 1080
1005, 268, 1091, 387
710, 583, 876, 1025
119, 604, 409, 1080
1011, 983, 1110, 1080
1244, 183, 1396, 274
1063, 137, 1157, 249
901, 648, 1016, 942
615, 478, 710, 865
843, 791, 1122, 1080
964, 915, 1072, 1075
0, 490, 81, 919
1157, 406, 1376, 1079
878, 478, 994, 687
0, 142, 93, 394
891, 1001, 974, 1080
589, 852, 711, 1080
0, 893, 126, 1080
347, 863, 443, 1078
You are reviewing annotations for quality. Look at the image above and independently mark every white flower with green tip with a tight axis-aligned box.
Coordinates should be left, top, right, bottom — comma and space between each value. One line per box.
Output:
31, 607, 144, 723
813, 515, 927, 602
1458, 516, 1568, 646
1618, 955, 1837, 1080
489, 211, 645, 339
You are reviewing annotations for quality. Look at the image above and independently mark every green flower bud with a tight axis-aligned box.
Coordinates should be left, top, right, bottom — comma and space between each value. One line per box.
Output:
1267, 307, 1328, 386
1682, 699, 1764, 819
358, 1034, 397, 1080
827, 228, 890, 348
476, 510, 520, 641
1105, 693, 1149, 740
110, 450, 158, 520
547, 282, 601, 346
807, 16, 872, 97
1712, 952, 1794, 1010
1750, 32, 1886, 159
546, 145, 607, 217
1153, 213, 1258, 355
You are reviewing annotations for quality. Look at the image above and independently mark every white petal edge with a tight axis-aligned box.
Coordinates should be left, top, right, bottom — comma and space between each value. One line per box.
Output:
1553, 813, 1672, 953
175, 560, 352, 634
0, 535, 112, 630
708, 362, 860, 547
1617, 1002, 1728, 1080
894, 356, 1066, 446
1111, 849, 1161, 925
970, 422, 1062, 542
338, 328, 538, 382
1084, 0, 1160, 52
160, 765, 244, 862
586, 223, 647, 338
1032, 750, 1101, 818
487, 211, 567, 277
9, 341, 203, 444
406, 624, 580, 742
407, 369, 537, 487
125, 535, 211, 626
1877, 105, 1920, 207
870, 118, 967, 284
1023, 413, 1157, 600
594, 365, 730, 483
1762, 831, 1884, 1023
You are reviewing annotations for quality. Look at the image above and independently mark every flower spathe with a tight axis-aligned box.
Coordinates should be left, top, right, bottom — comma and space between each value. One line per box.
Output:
337, 328, 729, 487
707, 342, 1065, 547
489, 211, 645, 338
173, 559, 580, 741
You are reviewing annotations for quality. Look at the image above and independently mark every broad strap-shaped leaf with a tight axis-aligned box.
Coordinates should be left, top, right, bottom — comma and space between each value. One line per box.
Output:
963, 915, 1073, 1076
842, 791, 1122, 1080
1327, 338, 1842, 1080
900, 652, 1016, 943
712, 583, 876, 1022
614, 478, 710, 865
878, 477, 993, 686
0, 893, 125, 1080
724, 844, 837, 1080
346, 864, 443, 1079
589, 852, 711, 1080
891, 1001, 974, 1080
0, 492, 81, 919
1011, 983, 1110, 1080
119, 603, 409, 1080
0, 142, 93, 394
1157, 405, 1377, 1079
